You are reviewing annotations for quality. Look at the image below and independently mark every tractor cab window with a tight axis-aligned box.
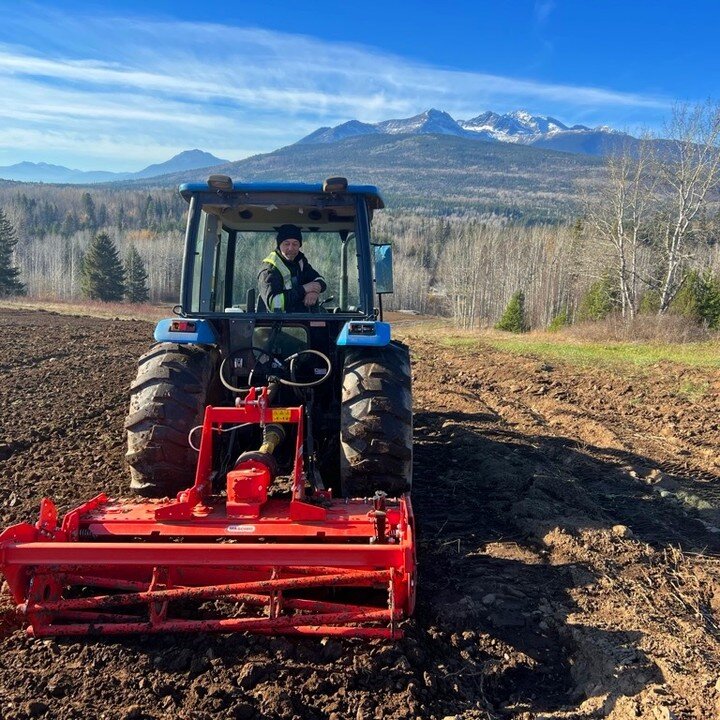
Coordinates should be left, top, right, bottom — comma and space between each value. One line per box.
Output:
187, 208, 362, 314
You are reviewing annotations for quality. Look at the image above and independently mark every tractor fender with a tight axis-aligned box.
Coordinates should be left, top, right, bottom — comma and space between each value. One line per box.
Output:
154, 318, 217, 345
336, 320, 391, 348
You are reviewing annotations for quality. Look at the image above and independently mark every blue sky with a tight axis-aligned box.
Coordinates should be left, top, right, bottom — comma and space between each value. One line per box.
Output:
0, 0, 718, 171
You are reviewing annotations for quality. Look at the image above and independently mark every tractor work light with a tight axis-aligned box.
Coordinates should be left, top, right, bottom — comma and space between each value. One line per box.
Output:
323, 177, 348, 193
207, 174, 233, 191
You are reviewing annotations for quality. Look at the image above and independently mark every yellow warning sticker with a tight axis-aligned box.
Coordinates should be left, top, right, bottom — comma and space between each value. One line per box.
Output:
271, 409, 291, 422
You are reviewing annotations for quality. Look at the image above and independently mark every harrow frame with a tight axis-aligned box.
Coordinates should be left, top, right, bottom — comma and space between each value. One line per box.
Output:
0, 389, 416, 638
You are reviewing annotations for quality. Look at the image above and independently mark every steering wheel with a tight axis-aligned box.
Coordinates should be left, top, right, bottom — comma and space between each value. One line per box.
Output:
220, 345, 284, 393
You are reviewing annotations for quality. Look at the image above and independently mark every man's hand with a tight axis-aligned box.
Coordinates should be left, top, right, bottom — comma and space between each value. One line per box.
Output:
303, 281, 322, 295
303, 291, 320, 307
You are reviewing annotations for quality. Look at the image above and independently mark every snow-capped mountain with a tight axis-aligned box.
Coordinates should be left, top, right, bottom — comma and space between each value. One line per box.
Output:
297, 109, 628, 157
376, 109, 467, 137
459, 110, 581, 141
299, 110, 467, 145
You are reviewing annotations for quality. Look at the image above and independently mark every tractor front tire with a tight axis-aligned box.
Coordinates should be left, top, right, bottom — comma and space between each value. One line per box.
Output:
340, 342, 413, 498
125, 343, 220, 498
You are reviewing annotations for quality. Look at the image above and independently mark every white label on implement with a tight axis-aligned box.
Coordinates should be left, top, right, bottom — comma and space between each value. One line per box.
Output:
227, 525, 256, 533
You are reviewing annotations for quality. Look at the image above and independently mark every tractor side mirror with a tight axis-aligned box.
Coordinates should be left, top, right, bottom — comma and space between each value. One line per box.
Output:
373, 244, 394, 295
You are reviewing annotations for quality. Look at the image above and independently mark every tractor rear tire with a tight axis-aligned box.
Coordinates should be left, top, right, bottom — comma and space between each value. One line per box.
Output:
125, 343, 220, 498
340, 342, 413, 498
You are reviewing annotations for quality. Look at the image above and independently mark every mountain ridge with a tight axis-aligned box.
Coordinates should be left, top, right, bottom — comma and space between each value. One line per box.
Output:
128, 132, 604, 220
296, 108, 631, 157
0, 108, 637, 186
0, 149, 229, 184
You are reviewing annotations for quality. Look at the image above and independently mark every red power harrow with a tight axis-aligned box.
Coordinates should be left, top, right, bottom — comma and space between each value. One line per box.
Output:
0, 388, 416, 638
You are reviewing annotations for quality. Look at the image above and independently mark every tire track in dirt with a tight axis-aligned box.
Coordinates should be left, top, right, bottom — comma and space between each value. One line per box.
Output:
408, 332, 720, 718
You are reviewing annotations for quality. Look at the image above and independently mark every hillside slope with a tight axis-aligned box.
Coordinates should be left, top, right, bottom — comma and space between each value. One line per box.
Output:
132, 134, 604, 218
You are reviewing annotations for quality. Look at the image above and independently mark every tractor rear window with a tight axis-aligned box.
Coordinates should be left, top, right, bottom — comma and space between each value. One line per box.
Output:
186, 210, 362, 314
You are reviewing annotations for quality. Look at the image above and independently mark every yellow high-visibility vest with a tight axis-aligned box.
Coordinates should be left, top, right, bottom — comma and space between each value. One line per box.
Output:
262, 251, 295, 310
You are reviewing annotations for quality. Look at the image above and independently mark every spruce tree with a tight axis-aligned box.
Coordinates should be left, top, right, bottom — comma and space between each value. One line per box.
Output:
124, 244, 149, 303
81, 232, 126, 301
696, 271, 720, 329
548, 307, 569, 332
672, 270, 720, 328
0, 208, 25, 296
80, 192, 97, 230
495, 290, 528, 332
61, 211, 78, 238
577, 274, 619, 321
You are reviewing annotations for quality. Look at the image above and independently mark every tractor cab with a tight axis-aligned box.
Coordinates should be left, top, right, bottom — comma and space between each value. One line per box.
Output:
165, 176, 396, 407
177, 175, 390, 319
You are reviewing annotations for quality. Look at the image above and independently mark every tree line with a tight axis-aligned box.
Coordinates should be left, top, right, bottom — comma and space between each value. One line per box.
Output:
1, 102, 719, 329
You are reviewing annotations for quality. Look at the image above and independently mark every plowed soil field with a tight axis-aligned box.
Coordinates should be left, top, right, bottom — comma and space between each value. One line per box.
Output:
1, 308, 720, 720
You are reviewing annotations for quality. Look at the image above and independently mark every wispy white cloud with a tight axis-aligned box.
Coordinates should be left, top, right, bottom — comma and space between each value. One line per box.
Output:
534, 1, 556, 25
0, 6, 673, 169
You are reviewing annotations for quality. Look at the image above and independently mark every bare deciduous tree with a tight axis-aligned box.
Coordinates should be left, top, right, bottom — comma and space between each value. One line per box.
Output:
582, 137, 657, 318
438, 222, 498, 329
657, 101, 720, 311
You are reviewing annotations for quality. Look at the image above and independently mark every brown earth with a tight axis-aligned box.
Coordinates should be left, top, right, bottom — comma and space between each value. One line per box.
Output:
1, 307, 720, 720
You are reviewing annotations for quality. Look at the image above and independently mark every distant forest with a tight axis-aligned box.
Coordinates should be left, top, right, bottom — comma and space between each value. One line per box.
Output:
2, 102, 720, 331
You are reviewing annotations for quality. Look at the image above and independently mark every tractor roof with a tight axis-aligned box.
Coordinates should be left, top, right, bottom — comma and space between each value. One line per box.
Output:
179, 181, 385, 210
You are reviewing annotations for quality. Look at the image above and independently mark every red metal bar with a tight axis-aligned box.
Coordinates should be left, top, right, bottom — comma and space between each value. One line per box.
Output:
228, 594, 382, 615
31, 623, 399, 639
25, 570, 391, 613
252, 626, 400, 638
28, 608, 396, 636
50, 611, 144, 622
3, 542, 406, 568
55, 575, 152, 591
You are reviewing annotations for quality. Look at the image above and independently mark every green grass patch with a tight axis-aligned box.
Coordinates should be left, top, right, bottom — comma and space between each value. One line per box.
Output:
675, 379, 712, 401
439, 334, 720, 369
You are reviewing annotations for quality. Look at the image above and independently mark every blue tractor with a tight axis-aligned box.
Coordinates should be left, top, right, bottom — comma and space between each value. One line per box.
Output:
125, 175, 413, 502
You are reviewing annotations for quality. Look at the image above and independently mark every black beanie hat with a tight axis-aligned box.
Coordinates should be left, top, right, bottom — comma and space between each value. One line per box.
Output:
276, 224, 302, 246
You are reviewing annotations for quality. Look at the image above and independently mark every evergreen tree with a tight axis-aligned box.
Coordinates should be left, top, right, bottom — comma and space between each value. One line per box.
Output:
96, 203, 108, 228
638, 289, 661, 314
548, 307, 569, 332
81, 232, 126, 301
124, 244, 149, 303
61, 211, 78, 238
695, 271, 720, 329
670, 270, 701, 318
80, 192, 97, 230
671, 270, 720, 328
144, 195, 156, 229
0, 208, 25, 296
577, 274, 619, 321
495, 290, 528, 332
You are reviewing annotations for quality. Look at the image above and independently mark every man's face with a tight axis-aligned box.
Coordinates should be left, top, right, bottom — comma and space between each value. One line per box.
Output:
278, 238, 301, 261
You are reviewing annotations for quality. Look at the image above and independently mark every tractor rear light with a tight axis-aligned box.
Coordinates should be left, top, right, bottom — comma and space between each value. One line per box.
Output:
170, 320, 197, 333
349, 323, 375, 335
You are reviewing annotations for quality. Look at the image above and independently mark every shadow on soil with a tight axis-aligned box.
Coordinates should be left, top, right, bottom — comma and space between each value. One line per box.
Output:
410, 408, 712, 716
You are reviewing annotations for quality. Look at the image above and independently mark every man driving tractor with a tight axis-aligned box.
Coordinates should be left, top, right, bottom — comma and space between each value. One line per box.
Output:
258, 223, 327, 311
